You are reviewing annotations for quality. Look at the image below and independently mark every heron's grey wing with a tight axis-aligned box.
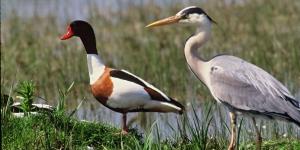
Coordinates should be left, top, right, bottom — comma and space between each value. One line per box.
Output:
208, 56, 300, 124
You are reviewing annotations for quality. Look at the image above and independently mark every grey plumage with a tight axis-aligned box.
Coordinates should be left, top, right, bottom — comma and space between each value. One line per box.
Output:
146, 6, 300, 149
208, 55, 300, 125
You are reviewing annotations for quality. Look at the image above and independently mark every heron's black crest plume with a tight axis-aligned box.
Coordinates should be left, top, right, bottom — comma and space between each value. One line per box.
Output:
181, 7, 217, 24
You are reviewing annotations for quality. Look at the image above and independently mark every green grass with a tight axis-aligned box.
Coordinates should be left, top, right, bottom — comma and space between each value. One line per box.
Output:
1, 107, 299, 149
1, 114, 142, 149
15, 81, 35, 115
1, 0, 300, 148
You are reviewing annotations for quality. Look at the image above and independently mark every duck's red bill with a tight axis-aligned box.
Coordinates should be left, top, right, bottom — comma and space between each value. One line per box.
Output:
60, 26, 74, 40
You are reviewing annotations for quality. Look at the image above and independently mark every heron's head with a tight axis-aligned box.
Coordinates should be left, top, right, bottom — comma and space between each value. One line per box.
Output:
146, 6, 216, 28
61, 20, 94, 40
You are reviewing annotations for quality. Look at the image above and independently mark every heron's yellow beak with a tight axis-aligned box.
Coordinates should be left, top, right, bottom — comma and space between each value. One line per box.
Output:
146, 15, 181, 28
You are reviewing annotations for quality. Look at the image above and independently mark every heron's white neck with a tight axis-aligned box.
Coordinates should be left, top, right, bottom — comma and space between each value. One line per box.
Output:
87, 54, 105, 84
184, 23, 211, 83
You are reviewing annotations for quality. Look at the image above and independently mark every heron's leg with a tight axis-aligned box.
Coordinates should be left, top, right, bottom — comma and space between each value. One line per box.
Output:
252, 117, 262, 150
228, 112, 237, 150
121, 113, 129, 135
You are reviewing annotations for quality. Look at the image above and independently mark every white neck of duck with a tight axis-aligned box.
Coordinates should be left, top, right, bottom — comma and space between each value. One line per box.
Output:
87, 54, 105, 84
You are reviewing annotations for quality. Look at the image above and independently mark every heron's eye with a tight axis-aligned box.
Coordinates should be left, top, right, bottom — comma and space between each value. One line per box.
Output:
181, 14, 188, 19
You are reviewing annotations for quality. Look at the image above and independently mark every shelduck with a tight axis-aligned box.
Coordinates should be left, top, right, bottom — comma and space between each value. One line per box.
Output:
60, 20, 184, 134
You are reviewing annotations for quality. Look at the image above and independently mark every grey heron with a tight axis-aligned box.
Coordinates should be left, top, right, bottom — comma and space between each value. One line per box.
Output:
146, 6, 300, 150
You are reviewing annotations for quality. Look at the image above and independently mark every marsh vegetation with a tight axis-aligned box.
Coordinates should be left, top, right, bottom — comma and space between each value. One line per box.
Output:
1, 0, 300, 149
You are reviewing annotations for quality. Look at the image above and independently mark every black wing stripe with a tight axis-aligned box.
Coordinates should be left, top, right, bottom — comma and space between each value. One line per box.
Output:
110, 70, 146, 87
110, 70, 169, 101
284, 95, 300, 109
169, 97, 185, 112
144, 87, 168, 101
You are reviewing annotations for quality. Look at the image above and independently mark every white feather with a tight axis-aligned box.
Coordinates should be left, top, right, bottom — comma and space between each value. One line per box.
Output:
87, 54, 105, 84
107, 77, 151, 109
107, 77, 180, 112
120, 69, 171, 101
